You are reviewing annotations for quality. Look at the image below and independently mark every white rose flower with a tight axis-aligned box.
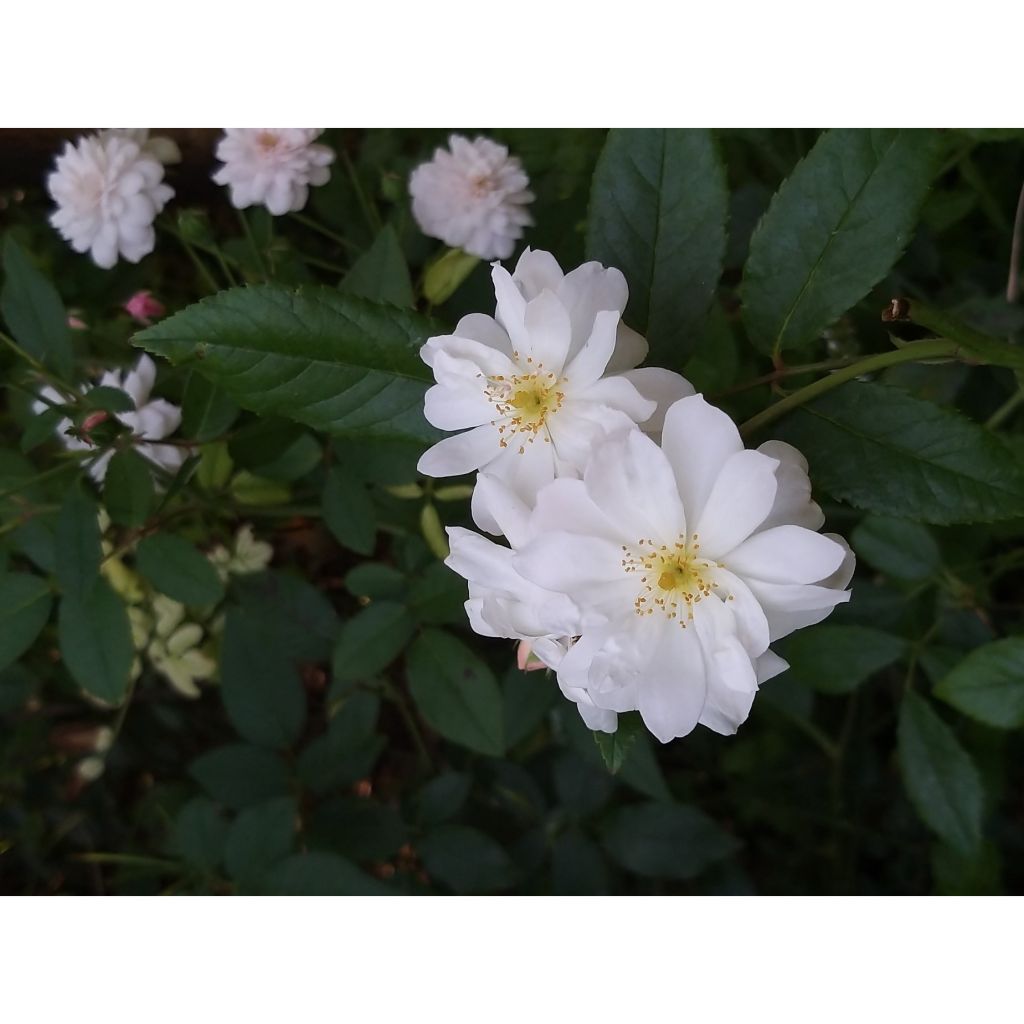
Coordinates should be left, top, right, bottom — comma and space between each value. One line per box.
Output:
33, 354, 186, 484
47, 129, 177, 269
409, 135, 534, 260
212, 129, 334, 215
448, 396, 854, 743
418, 248, 693, 532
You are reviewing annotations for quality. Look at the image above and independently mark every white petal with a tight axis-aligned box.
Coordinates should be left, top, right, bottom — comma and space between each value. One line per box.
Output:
470, 473, 532, 546
745, 578, 852, 642
695, 449, 779, 558
515, 531, 625, 601
491, 264, 530, 352
417, 424, 497, 477
530, 478, 622, 543
512, 247, 564, 298
709, 569, 770, 655
755, 649, 789, 684
576, 375, 656, 424
563, 310, 618, 388
622, 367, 695, 434
522, 289, 572, 373
661, 395, 743, 526
637, 619, 708, 743
422, 334, 516, 378
583, 429, 685, 544
727, 526, 847, 585
448, 313, 514, 357
423, 381, 495, 432
756, 440, 825, 531
606, 322, 648, 374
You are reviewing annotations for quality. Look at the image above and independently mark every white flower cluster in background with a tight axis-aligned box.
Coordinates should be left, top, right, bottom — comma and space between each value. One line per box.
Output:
47, 129, 180, 269
46, 128, 338, 267
33, 354, 185, 485
212, 129, 335, 216
409, 135, 534, 260
423, 248, 854, 743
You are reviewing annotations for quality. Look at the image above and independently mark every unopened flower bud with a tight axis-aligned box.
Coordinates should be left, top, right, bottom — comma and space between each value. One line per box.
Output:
123, 290, 165, 325
422, 248, 479, 305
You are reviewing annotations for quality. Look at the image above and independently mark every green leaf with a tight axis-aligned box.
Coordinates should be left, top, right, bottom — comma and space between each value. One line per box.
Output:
742, 129, 940, 354
601, 803, 739, 880
593, 711, 644, 774
220, 607, 305, 750
898, 691, 984, 856
0, 573, 53, 672
773, 382, 1024, 523
83, 386, 136, 414
323, 469, 376, 555
407, 630, 504, 757
340, 225, 415, 307
851, 514, 941, 582
345, 563, 406, 601
308, 797, 406, 861
189, 744, 291, 809
224, 797, 296, 885
133, 285, 440, 444
55, 486, 101, 599
180, 371, 240, 442
135, 534, 224, 606
552, 831, 610, 895
777, 624, 906, 695
103, 449, 154, 527
553, 752, 614, 816
1, 236, 73, 377
173, 798, 228, 871
332, 602, 415, 683
297, 693, 384, 793
268, 852, 391, 895
502, 666, 557, 749
233, 570, 339, 663
416, 772, 472, 827
418, 825, 515, 894
57, 578, 133, 704
586, 128, 728, 366
935, 638, 1024, 729
406, 560, 467, 626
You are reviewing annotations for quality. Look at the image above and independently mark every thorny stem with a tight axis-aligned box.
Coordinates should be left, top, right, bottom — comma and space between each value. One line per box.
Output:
738, 339, 960, 437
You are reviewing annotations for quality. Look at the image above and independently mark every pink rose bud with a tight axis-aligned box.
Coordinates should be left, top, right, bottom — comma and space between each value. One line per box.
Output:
67, 314, 88, 330
516, 640, 547, 673
81, 410, 109, 434
123, 290, 166, 325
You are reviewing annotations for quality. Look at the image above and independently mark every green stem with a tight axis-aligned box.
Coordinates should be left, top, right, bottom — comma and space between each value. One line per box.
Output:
163, 225, 221, 293
298, 252, 349, 276
237, 209, 268, 281
0, 330, 77, 399
379, 679, 434, 772
713, 354, 865, 399
341, 149, 381, 233
288, 212, 359, 253
986, 388, 1024, 429
73, 852, 178, 870
0, 457, 85, 503
739, 339, 959, 437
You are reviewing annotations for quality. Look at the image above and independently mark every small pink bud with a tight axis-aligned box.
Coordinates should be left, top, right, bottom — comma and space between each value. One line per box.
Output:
123, 290, 166, 325
81, 410, 109, 433
516, 640, 547, 673
67, 314, 88, 330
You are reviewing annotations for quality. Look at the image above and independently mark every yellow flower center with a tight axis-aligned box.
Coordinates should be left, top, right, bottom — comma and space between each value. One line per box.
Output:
622, 534, 731, 627
484, 355, 565, 454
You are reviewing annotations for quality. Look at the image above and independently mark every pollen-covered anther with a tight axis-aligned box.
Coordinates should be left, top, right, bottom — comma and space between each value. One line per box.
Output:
483, 369, 566, 450
622, 533, 722, 626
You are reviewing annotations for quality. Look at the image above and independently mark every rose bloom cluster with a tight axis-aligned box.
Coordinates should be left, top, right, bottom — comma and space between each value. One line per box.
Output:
419, 248, 854, 743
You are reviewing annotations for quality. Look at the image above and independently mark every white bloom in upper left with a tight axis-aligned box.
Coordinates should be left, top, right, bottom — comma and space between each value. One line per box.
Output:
212, 129, 335, 215
409, 135, 534, 260
417, 248, 693, 532
47, 130, 178, 268
33, 354, 186, 484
